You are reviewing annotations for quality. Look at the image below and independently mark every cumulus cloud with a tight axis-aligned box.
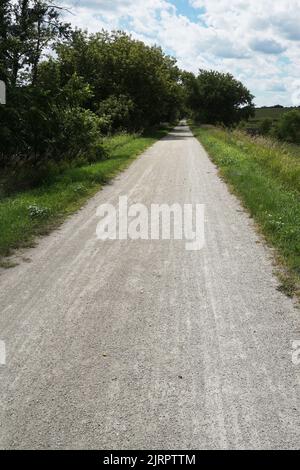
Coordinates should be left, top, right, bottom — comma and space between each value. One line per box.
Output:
249, 38, 287, 55
62, 0, 300, 106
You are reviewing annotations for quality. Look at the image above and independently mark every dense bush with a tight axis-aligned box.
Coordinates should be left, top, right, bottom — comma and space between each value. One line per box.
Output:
273, 110, 300, 144
97, 94, 136, 133
259, 118, 273, 136
0, 71, 105, 167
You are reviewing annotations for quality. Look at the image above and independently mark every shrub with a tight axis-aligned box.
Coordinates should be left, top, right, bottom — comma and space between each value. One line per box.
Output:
0, 86, 106, 168
97, 94, 136, 133
274, 110, 300, 144
50, 107, 105, 162
259, 118, 273, 135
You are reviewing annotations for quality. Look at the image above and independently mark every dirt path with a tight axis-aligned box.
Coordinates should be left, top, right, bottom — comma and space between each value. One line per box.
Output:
0, 125, 299, 449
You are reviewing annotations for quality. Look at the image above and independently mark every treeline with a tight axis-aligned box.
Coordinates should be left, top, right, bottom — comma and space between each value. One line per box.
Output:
0, 1, 184, 169
0, 1, 256, 174
182, 70, 254, 126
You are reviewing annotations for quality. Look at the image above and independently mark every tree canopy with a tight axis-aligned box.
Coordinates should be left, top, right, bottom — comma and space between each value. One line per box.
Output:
54, 29, 183, 130
184, 69, 255, 125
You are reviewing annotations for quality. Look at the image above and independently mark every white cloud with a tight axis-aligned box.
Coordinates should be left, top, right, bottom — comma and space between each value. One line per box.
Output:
61, 0, 300, 106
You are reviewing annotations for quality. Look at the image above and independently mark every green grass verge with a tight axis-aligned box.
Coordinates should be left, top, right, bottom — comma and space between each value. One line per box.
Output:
191, 124, 300, 298
0, 127, 170, 263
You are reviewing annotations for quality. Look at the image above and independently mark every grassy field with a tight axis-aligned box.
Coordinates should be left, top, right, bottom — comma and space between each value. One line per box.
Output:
249, 106, 300, 130
253, 106, 297, 120
191, 124, 300, 298
0, 127, 170, 265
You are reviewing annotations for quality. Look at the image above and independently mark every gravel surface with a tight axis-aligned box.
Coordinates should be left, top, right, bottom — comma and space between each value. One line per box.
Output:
0, 124, 299, 449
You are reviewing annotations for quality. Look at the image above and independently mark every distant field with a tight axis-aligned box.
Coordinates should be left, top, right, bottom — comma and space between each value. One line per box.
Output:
253, 106, 298, 121
249, 106, 299, 128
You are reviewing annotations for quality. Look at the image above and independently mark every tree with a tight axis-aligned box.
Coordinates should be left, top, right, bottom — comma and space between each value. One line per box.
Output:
0, 5, 101, 168
56, 30, 183, 130
185, 70, 254, 126
29, 1, 71, 85
1, 0, 70, 86
0, 0, 11, 82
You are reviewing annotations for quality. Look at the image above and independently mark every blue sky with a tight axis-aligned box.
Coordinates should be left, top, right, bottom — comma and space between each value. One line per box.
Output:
64, 1, 300, 106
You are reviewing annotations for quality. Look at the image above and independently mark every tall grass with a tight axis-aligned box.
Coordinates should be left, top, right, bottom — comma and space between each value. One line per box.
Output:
224, 129, 300, 191
192, 125, 300, 297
